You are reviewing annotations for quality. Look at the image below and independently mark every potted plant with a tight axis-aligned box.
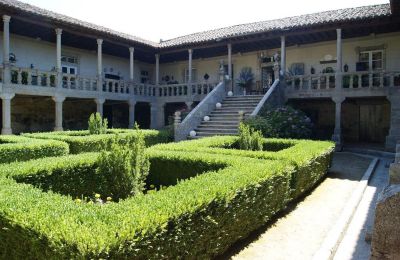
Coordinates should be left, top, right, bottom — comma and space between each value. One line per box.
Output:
236, 67, 254, 95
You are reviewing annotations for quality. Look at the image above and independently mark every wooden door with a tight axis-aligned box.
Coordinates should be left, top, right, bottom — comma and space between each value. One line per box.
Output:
359, 104, 385, 143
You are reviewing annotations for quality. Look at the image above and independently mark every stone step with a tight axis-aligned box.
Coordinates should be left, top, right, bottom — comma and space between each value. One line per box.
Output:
195, 127, 238, 133
200, 121, 239, 125
223, 99, 261, 103
211, 111, 251, 115
197, 125, 238, 130
195, 131, 238, 136
225, 95, 263, 99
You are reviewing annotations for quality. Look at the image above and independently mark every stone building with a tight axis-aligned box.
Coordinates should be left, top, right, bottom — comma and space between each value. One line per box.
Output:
0, 0, 400, 149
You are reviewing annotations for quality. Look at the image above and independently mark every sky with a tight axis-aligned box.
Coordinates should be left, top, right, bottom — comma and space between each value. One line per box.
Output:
20, 0, 389, 43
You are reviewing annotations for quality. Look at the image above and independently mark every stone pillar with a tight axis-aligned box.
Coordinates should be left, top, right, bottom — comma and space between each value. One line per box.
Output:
1, 93, 14, 135
385, 95, 400, 151
335, 29, 343, 90
128, 99, 136, 128
280, 36, 286, 77
188, 49, 193, 84
173, 111, 181, 141
97, 39, 103, 92
95, 98, 105, 117
332, 96, 345, 148
227, 43, 233, 92
129, 47, 135, 81
155, 54, 160, 85
2, 15, 11, 85
185, 101, 193, 110
55, 28, 63, 89
53, 96, 65, 131
150, 102, 164, 129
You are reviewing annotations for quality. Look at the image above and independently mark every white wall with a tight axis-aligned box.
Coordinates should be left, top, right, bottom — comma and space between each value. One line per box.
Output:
159, 32, 400, 84
0, 33, 154, 82
1, 32, 399, 85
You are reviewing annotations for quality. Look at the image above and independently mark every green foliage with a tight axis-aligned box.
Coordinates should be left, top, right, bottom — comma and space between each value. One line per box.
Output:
96, 126, 150, 200
88, 112, 108, 135
0, 136, 334, 258
236, 67, 254, 90
238, 123, 264, 151
245, 106, 313, 139
23, 129, 170, 154
0, 135, 69, 164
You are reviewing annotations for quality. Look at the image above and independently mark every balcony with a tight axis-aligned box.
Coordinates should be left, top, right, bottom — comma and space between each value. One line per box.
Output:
0, 65, 218, 102
286, 71, 400, 99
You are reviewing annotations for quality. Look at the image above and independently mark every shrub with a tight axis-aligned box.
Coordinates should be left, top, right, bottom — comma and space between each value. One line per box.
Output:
96, 128, 150, 199
88, 112, 108, 135
23, 129, 170, 154
245, 106, 312, 139
0, 136, 334, 258
0, 136, 69, 163
238, 123, 264, 151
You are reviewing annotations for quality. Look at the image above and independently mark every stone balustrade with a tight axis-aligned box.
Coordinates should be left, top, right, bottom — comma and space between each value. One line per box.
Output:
287, 70, 400, 91
11, 67, 57, 87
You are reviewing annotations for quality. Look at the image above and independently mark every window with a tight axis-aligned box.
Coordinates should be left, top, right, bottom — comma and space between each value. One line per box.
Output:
184, 68, 197, 83
140, 70, 149, 83
62, 65, 77, 75
61, 55, 78, 64
359, 50, 384, 71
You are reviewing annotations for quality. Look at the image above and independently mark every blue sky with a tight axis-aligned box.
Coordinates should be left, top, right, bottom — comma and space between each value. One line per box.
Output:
20, 0, 389, 42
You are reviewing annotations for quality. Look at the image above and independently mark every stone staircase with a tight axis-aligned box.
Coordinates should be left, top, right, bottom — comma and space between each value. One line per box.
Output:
189, 95, 263, 139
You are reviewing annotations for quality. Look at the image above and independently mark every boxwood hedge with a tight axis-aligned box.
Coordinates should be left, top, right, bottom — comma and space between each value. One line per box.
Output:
0, 136, 334, 258
23, 129, 171, 154
0, 136, 69, 164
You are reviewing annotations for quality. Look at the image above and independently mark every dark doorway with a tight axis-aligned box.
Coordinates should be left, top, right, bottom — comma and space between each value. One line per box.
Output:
164, 102, 187, 126
135, 102, 151, 129
63, 98, 96, 130
288, 98, 335, 140
104, 101, 129, 128
342, 97, 390, 144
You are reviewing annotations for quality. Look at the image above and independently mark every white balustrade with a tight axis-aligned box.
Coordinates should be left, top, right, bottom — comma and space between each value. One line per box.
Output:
288, 71, 400, 91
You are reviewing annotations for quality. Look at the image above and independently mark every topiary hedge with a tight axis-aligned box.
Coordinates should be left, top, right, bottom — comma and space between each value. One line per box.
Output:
0, 136, 334, 258
0, 135, 69, 164
22, 129, 171, 154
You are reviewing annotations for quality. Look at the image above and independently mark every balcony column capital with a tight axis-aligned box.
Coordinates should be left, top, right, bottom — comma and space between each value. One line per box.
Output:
2, 15, 11, 23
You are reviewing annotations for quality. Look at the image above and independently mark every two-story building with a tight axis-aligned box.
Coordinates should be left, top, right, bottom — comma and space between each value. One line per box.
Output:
0, 0, 399, 150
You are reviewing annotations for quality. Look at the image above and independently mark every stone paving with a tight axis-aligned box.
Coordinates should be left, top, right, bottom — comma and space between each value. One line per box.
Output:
227, 152, 372, 260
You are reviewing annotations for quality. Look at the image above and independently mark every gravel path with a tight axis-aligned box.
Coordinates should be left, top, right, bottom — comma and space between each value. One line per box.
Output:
225, 152, 372, 260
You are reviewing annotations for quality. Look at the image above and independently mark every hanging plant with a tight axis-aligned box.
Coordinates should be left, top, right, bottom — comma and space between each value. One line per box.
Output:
236, 67, 254, 90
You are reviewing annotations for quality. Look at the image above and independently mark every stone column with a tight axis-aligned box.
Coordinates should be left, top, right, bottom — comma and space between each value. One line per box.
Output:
280, 36, 286, 77
55, 28, 63, 89
1, 93, 14, 135
2, 15, 11, 85
95, 98, 105, 117
335, 28, 343, 90
185, 101, 193, 110
128, 99, 136, 128
129, 47, 135, 81
188, 49, 193, 83
150, 102, 164, 129
385, 95, 400, 151
53, 96, 65, 131
332, 96, 345, 148
227, 43, 233, 92
155, 54, 160, 85
97, 39, 103, 92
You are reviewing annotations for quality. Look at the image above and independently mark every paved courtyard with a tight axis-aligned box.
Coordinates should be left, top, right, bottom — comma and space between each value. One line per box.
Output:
224, 152, 376, 260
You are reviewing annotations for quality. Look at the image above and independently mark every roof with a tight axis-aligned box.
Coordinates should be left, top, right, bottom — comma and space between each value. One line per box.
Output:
159, 4, 392, 48
0, 0, 394, 50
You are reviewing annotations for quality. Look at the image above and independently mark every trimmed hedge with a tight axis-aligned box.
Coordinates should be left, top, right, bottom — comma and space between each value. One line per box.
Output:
23, 129, 171, 154
0, 136, 334, 258
0, 136, 69, 164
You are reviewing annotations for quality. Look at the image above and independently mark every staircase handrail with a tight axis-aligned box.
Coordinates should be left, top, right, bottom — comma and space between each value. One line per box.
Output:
250, 79, 280, 116
175, 81, 225, 141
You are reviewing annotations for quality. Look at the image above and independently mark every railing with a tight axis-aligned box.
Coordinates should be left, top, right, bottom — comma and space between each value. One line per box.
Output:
287, 71, 400, 91
250, 79, 280, 116
3, 66, 220, 100
10, 67, 57, 87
